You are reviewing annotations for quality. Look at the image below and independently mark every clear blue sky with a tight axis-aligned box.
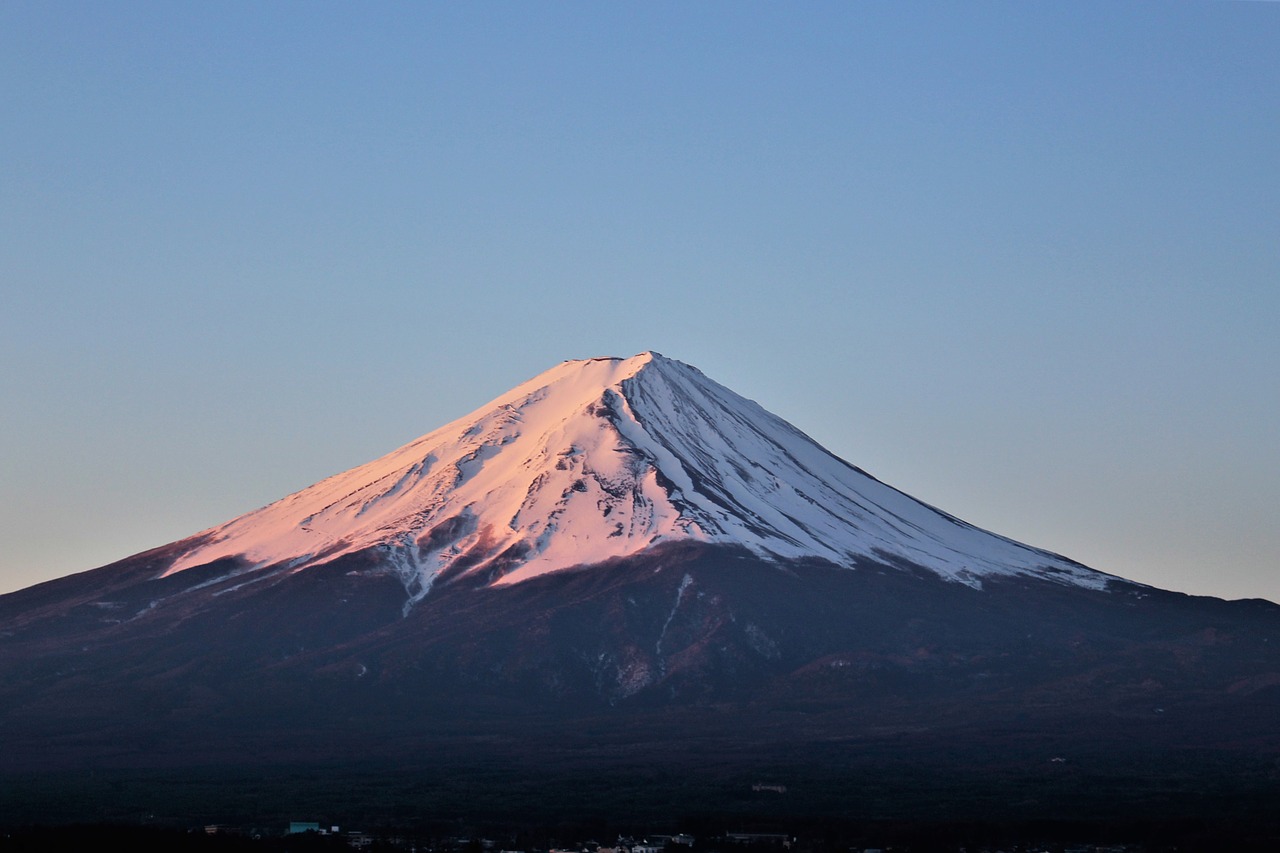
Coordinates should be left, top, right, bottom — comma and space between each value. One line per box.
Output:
3, 2, 1277, 601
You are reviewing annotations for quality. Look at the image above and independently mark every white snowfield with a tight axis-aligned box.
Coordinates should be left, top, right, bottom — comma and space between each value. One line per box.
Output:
164, 352, 1113, 598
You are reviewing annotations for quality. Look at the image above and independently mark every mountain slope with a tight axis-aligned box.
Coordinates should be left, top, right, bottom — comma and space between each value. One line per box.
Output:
2, 540, 1278, 826
161, 352, 1109, 601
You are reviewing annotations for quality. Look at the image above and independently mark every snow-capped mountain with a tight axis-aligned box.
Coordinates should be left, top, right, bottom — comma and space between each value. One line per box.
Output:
3, 351, 1280, 828
165, 351, 1108, 600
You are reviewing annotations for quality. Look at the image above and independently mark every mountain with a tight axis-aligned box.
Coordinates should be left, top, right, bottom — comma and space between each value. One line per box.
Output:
160, 351, 1107, 596
2, 352, 1278, 829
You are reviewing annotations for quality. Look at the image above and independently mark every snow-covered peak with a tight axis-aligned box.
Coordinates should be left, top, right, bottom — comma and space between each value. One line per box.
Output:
164, 352, 1112, 598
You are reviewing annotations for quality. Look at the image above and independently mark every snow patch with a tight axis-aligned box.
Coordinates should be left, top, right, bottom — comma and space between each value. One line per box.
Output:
656, 573, 695, 670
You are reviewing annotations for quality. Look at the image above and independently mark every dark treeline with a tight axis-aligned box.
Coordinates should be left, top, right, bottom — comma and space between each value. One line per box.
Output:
4, 818, 1280, 853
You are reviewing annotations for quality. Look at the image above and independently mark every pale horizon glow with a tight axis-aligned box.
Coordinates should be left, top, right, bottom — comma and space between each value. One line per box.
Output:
2, 3, 1277, 602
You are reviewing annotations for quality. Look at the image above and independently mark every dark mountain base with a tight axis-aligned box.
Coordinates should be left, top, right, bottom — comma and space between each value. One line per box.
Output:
3, 545, 1279, 830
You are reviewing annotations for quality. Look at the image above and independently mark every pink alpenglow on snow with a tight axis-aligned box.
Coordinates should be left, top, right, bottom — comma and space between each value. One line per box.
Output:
163, 352, 1113, 607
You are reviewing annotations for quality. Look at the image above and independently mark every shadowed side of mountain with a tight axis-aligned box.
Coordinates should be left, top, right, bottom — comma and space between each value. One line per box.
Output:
3, 543, 1278, 779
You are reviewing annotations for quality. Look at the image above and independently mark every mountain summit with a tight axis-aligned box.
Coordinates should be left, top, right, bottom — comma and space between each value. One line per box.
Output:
166, 351, 1107, 601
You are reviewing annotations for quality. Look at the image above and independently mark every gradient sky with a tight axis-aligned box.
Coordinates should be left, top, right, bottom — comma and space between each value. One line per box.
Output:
3, 2, 1277, 602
